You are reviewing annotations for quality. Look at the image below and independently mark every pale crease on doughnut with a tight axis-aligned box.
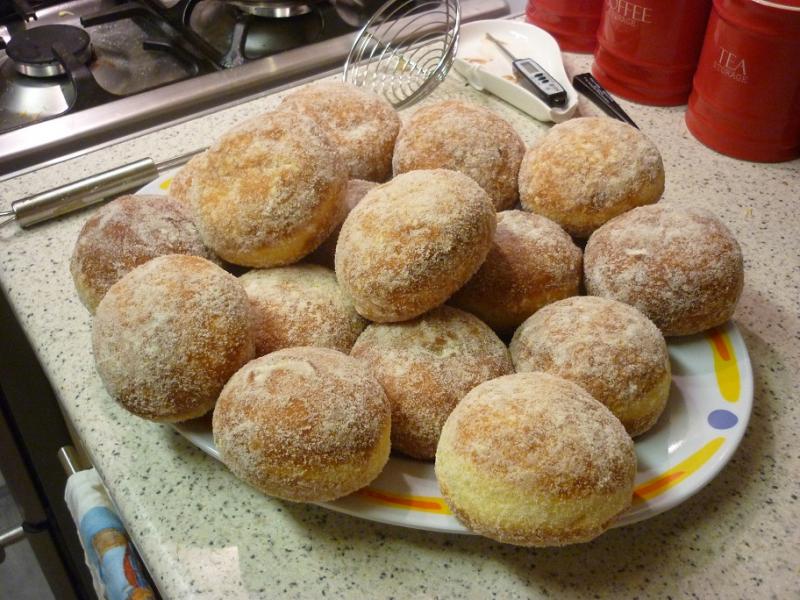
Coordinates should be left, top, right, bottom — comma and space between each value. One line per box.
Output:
435, 372, 636, 547
519, 117, 665, 238
510, 296, 671, 437
239, 264, 367, 356
187, 110, 347, 267
335, 169, 497, 322
70, 194, 212, 313
584, 204, 744, 336
212, 347, 391, 502
393, 100, 526, 210
450, 210, 582, 334
280, 81, 401, 182
92, 255, 255, 422
350, 306, 513, 459
307, 179, 378, 269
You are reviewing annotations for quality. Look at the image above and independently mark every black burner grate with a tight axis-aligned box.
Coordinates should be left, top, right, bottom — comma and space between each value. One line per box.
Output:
3, 0, 38, 22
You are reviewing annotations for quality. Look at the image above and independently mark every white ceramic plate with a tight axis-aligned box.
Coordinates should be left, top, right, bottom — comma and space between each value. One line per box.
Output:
143, 172, 753, 534
453, 20, 579, 123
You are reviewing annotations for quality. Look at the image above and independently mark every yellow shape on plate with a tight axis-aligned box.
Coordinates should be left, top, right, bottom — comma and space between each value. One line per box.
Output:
708, 328, 740, 403
633, 437, 725, 504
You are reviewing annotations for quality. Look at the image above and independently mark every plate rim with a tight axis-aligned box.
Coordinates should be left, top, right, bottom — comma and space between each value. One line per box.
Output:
616, 322, 754, 527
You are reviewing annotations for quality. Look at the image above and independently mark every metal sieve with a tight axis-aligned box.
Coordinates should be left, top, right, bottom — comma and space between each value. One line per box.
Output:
343, 0, 461, 108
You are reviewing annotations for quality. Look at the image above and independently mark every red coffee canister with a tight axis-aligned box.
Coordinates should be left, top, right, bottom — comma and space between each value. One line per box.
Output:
686, 0, 800, 162
592, 0, 713, 105
526, 0, 604, 54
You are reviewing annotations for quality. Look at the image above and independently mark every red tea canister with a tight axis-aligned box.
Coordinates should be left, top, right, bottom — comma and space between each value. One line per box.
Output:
526, 0, 604, 53
686, 0, 800, 162
592, 0, 713, 105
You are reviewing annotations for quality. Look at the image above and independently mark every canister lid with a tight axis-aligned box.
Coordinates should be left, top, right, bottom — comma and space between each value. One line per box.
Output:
752, 0, 800, 11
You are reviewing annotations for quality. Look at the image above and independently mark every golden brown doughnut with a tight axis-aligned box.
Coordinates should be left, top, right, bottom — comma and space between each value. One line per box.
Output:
335, 169, 496, 322
450, 210, 582, 334
307, 179, 378, 269
92, 255, 254, 422
167, 152, 204, 207
212, 347, 391, 502
350, 306, 513, 459
584, 204, 744, 336
510, 296, 670, 436
240, 264, 367, 356
435, 372, 636, 546
70, 194, 212, 313
187, 110, 347, 267
280, 81, 401, 182
393, 100, 525, 210
518, 117, 665, 237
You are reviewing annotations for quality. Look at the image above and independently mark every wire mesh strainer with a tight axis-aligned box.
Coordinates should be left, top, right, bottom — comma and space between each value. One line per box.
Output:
343, 0, 461, 108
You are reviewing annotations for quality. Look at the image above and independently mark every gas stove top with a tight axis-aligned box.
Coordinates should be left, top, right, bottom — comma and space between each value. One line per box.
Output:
0, 0, 512, 176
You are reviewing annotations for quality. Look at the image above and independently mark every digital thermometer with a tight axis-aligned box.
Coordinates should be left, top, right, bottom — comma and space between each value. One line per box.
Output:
485, 33, 567, 108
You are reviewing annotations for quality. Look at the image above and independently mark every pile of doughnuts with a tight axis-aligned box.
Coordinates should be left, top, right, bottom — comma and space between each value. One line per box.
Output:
73, 81, 744, 547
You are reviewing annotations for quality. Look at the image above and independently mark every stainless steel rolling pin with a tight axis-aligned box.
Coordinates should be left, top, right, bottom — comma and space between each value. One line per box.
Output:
0, 148, 204, 228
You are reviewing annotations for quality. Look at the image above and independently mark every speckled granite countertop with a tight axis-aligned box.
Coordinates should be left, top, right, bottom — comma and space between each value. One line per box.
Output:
1, 50, 798, 599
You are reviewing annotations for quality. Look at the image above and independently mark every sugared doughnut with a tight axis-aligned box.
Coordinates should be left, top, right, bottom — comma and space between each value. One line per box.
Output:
280, 81, 401, 182
92, 255, 254, 422
510, 296, 670, 436
350, 306, 513, 459
584, 204, 744, 336
518, 117, 664, 237
393, 100, 525, 210
435, 372, 636, 546
308, 179, 378, 269
240, 264, 367, 356
212, 347, 391, 502
450, 210, 582, 334
335, 169, 496, 322
187, 111, 347, 267
167, 152, 204, 207
70, 194, 212, 313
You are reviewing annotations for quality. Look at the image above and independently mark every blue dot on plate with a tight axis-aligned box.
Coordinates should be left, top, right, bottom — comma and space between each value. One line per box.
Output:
708, 409, 738, 430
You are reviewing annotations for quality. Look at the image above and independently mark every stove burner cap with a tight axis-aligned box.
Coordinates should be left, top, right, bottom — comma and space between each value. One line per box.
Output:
6, 25, 92, 78
229, 1, 315, 18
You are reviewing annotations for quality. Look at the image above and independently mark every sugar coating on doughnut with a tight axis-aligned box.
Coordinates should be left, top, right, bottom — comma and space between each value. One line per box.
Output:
187, 110, 347, 267
435, 372, 636, 546
393, 100, 525, 210
450, 210, 582, 334
240, 264, 367, 356
280, 81, 401, 182
350, 306, 513, 459
70, 194, 211, 313
510, 296, 670, 437
584, 204, 744, 336
92, 255, 254, 422
212, 347, 391, 502
335, 169, 497, 322
308, 179, 378, 269
167, 152, 204, 207
519, 117, 664, 238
